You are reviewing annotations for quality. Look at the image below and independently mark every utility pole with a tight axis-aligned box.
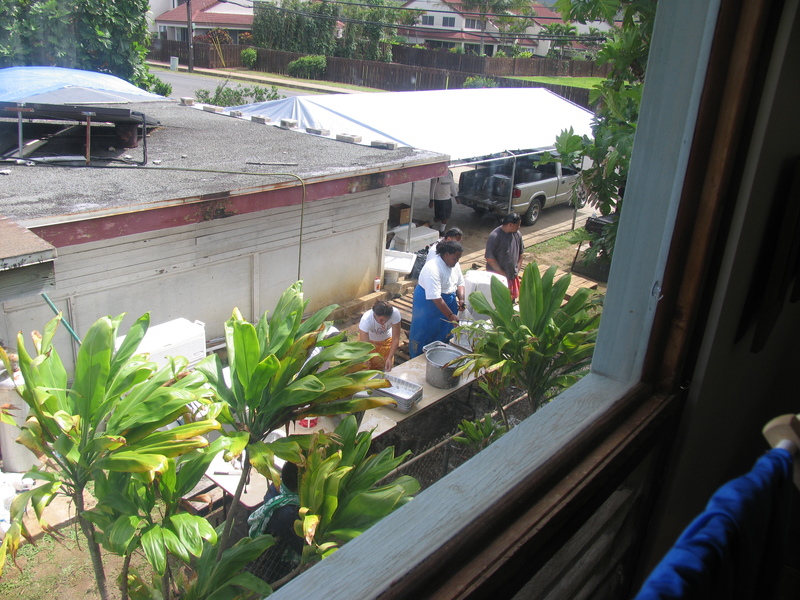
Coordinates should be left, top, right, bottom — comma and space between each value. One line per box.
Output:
186, 0, 194, 72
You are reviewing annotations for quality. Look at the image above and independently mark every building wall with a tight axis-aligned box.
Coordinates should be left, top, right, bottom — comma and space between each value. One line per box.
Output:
0, 189, 389, 370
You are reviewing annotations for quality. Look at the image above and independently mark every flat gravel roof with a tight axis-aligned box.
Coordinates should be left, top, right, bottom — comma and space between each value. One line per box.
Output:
0, 100, 446, 224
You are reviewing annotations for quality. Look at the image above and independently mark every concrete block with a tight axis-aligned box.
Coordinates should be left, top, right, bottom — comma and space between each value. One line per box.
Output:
179, 97, 195, 106
371, 139, 399, 150
306, 126, 331, 136
229, 110, 243, 118
251, 115, 270, 124
336, 133, 363, 143
280, 118, 299, 129
202, 105, 223, 113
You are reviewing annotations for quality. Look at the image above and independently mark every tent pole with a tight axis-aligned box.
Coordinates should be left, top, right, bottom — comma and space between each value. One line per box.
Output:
406, 182, 415, 250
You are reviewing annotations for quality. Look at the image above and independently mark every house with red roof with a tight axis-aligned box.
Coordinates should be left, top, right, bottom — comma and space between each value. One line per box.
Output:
400, 1, 564, 57
154, 0, 255, 44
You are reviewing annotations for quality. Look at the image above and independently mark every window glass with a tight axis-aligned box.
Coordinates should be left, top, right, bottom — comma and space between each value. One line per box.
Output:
421, 15, 434, 25
442, 16, 455, 27
465, 18, 479, 29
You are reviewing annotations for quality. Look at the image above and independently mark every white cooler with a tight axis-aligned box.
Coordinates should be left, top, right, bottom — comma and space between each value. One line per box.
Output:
117, 318, 206, 369
392, 226, 439, 253
464, 270, 507, 321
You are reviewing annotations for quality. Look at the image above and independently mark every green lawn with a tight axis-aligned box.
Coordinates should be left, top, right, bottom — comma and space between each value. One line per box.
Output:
509, 76, 603, 89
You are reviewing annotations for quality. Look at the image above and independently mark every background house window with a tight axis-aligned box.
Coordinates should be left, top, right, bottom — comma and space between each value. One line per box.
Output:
442, 16, 455, 27
465, 18, 480, 29
421, 15, 434, 26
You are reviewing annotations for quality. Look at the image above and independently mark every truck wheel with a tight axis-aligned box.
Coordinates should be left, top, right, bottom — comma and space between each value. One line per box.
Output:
522, 199, 542, 226
573, 187, 588, 209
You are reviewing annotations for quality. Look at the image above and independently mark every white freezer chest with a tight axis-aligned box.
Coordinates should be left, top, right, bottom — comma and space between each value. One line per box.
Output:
117, 318, 207, 369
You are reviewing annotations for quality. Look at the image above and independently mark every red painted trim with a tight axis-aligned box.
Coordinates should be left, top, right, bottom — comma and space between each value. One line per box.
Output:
31, 162, 447, 247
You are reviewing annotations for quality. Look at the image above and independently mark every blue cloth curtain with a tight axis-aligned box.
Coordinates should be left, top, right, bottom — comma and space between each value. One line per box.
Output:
634, 448, 794, 600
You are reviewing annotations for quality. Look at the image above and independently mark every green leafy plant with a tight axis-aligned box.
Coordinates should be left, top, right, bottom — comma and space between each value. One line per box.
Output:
453, 413, 508, 452
0, 313, 219, 600
545, 0, 657, 259
195, 80, 282, 106
286, 55, 327, 79
455, 263, 601, 412
294, 415, 419, 567
241, 47, 258, 69
463, 75, 498, 88
144, 529, 274, 600
194, 27, 232, 45
197, 282, 397, 553
0, 0, 151, 84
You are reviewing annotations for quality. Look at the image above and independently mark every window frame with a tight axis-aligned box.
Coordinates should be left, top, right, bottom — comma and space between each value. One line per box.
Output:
442, 16, 456, 28
465, 18, 480, 30
269, 0, 758, 597
421, 14, 434, 26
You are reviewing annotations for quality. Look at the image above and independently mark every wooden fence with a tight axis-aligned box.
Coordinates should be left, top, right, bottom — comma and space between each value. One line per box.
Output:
148, 39, 593, 108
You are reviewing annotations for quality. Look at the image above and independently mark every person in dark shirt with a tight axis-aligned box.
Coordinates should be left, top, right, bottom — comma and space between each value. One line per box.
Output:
248, 461, 303, 554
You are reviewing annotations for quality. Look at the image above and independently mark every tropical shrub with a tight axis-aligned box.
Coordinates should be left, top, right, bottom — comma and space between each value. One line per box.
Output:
195, 81, 282, 106
463, 75, 498, 88
453, 413, 508, 452
194, 28, 232, 45
287, 55, 327, 79
0, 313, 222, 600
197, 283, 397, 552
241, 47, 258, 69
293, 416, 419, 566
455, 263, 601, 412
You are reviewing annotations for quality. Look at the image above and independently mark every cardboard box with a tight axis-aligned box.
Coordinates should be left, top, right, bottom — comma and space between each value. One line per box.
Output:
389, 202, 411, 225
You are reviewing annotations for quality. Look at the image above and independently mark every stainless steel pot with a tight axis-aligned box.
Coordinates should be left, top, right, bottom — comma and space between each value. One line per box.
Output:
422, 341, 466, 389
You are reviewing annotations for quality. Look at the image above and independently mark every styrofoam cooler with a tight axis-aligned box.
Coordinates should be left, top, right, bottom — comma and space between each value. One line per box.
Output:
392, 226, 440, 253
0, 372, 39, 473
117, 318, 206, 368
464, 270, 507, 321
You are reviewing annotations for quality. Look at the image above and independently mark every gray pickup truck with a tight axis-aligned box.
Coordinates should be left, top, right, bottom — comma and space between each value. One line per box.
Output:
456, 152, 585, 226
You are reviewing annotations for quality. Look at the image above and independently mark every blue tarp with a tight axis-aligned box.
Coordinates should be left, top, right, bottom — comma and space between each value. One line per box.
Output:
0, 66, 164, 103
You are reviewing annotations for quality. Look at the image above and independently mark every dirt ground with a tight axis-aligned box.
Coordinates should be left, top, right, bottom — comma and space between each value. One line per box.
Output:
0, 217, 600, 600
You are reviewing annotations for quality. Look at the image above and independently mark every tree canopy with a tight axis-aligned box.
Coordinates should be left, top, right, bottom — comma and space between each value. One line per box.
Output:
0, 0, 152, 87
543, 0, 656, 259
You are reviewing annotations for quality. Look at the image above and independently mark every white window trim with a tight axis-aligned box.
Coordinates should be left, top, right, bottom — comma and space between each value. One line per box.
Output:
442, 16, 456, 27
421, 15, 434, 26
271, 1, 722, 597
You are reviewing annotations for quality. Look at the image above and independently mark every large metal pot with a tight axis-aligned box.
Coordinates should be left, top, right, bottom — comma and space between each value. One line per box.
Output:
422, 341, 466, 389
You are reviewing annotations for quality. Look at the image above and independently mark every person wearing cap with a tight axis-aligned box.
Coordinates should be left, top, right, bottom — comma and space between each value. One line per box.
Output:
426, 227, 463, 262
485, 212, 524, 301
408, 240, 466, 358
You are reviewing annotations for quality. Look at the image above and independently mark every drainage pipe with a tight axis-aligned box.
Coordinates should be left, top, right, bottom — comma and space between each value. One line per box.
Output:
41, 293, 82, 345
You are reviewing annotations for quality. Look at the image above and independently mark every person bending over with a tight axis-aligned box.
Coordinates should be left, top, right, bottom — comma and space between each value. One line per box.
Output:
408, 240, 466, 358
359, 300, 402, 372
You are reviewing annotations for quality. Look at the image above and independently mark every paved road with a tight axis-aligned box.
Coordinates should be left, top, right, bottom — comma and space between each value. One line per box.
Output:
151, 68, 312, 101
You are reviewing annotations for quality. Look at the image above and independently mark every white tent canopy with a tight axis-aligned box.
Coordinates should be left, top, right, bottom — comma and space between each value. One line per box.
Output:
221, 87, 594, 162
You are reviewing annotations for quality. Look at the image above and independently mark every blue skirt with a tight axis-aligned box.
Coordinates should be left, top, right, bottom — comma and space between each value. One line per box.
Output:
408, 285, 458, 358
